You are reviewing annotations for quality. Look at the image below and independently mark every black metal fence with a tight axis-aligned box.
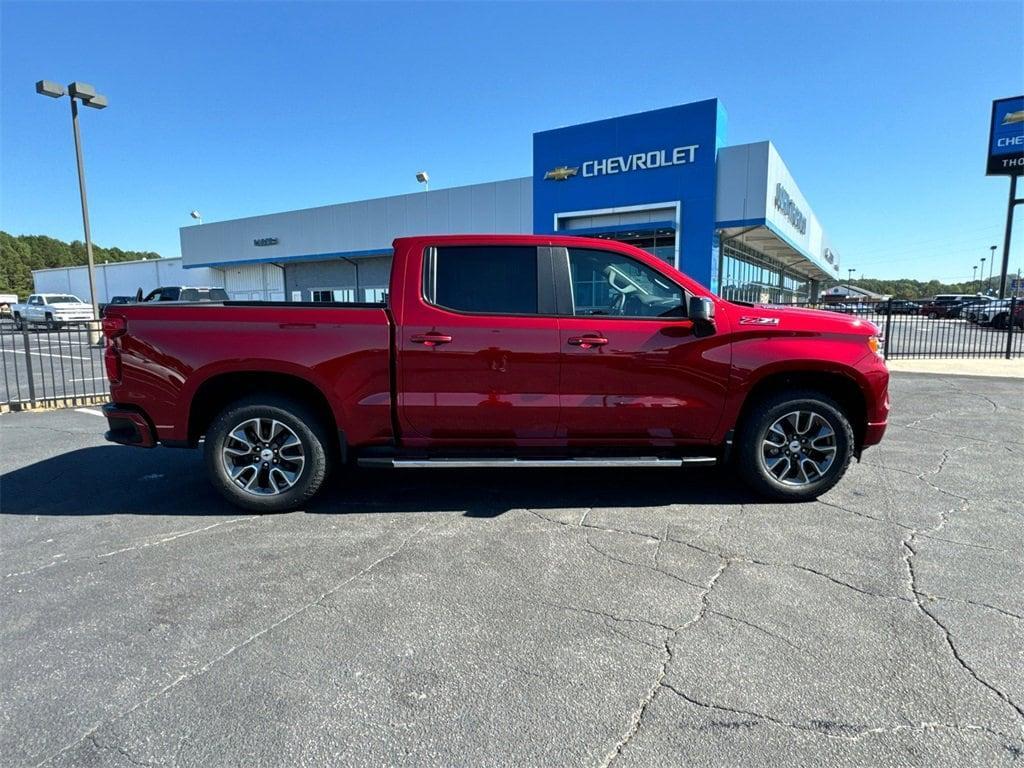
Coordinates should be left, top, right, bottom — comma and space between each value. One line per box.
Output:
0, 299, 1020, 411
0, 320, 108, 410
790, 296, 1022, 359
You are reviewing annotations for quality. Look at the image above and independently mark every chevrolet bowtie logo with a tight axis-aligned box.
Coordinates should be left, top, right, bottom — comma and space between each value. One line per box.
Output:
1003, 110, 1024, 125
544, 166, 579, 181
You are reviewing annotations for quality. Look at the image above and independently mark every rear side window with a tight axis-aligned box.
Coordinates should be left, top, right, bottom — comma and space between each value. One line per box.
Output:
427, 246, 538, 315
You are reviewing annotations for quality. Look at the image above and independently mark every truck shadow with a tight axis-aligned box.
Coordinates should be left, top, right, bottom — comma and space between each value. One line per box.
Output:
0, 445, 758, 518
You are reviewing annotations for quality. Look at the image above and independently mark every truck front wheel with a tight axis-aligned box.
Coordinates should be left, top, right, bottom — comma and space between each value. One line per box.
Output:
204, 396, 331, 512
735, 390, 855, 501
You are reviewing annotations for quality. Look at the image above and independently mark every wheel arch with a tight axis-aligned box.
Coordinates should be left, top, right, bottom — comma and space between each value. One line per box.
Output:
187, 370, 341, 454
733, 368, 869, 456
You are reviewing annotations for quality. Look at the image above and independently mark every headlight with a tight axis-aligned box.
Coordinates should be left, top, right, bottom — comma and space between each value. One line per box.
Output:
867, 335, 884, 357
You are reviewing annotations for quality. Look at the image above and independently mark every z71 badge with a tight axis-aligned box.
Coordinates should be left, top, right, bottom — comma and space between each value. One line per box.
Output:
739, 316, 780, 326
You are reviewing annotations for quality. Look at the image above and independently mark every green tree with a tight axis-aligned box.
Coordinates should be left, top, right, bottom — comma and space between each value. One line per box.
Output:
0, 231, 164, 297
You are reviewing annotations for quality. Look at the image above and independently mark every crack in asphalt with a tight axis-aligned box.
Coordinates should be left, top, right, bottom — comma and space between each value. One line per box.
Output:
32, 520, 434, 768
896, 447, 1024, 724
524, 429, 1024, 763
97, 517, 260, 558
658, 681, 1023, 749
601, 560, 729, 768
3, 517, 260, 583
86, 733, 154, 767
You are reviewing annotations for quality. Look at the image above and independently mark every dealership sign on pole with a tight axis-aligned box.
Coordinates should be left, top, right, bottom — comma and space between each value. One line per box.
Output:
987, 96, 1024, 176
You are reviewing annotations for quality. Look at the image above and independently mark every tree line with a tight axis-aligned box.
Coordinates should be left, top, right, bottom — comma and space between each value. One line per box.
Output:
841, 277, 1000, 300
0, 231, 163, 298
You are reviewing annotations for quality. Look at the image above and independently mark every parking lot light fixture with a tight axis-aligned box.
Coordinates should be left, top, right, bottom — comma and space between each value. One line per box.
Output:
35, 78, 109, 344
35, 80, 65, 98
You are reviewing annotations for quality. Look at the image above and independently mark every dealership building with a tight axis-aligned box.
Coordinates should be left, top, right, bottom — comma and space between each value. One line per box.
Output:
178, 98, 841, 304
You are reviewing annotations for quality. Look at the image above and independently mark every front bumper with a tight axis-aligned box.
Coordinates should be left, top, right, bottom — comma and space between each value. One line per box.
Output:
102, 403, 156, 448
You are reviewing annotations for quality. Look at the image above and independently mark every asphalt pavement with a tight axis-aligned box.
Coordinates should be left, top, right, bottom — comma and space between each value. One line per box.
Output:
1, 373, 1022, 766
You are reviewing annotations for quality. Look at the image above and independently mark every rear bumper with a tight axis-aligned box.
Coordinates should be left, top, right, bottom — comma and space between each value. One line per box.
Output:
864, 420, 888, 446
102, 403, 156, 448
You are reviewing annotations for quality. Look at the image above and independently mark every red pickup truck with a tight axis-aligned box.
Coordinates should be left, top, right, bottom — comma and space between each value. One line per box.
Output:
101, 234, 889, 512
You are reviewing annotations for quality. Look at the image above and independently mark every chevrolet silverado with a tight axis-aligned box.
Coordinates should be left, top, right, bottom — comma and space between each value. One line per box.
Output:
101, 235, 889, 512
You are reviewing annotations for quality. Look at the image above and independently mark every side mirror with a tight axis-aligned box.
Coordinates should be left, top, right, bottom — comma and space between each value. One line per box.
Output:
688, 296, 715, 322
688, 296, 716, 337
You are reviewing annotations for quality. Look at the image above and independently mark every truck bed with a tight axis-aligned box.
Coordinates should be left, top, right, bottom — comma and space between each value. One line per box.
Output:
106, 302, 395, 447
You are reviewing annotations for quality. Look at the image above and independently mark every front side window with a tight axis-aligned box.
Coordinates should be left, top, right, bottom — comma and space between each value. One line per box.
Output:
567, 248, 684, 318
427, 246, 538, 315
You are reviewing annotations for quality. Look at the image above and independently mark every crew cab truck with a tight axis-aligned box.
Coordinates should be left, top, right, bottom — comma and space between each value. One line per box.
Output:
13, 293, 95, 330
101, 235, 889, 512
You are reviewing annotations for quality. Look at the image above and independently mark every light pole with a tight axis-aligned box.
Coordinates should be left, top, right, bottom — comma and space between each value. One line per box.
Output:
972, 265, 978, 291
989, 245, 997, 295
36, 79, 107, 343
980, 257, 986, 294
416, 171, 429, 192
191, 210, 203, 225
847, 268, 856, 298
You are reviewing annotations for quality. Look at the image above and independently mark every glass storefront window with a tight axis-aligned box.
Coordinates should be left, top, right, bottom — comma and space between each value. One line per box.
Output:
582, 228, 677, 266
719, 241, 810, 304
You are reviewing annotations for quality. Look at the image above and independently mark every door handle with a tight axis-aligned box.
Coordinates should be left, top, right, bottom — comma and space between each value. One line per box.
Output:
411, 333, 453, 347
567, 335, 609, 349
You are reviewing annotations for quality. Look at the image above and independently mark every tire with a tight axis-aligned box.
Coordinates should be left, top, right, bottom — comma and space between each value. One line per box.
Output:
203, 395, 332, 513
992, 313, 1008, 330
927, 311, 938, 320
45, 314, 58, 331
735, 389, 855, 502
13, 314, 23, 331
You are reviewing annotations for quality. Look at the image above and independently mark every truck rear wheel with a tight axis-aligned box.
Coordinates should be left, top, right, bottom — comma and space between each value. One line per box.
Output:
204, 396, 331, 513
735, 389, 854, 502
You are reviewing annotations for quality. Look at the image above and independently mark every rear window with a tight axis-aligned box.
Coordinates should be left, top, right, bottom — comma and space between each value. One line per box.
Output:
427, 246, 538, 315
179, 288, 229, 302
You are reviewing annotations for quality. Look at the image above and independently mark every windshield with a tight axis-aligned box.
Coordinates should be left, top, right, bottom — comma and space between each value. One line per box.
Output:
46, 295, 82, 304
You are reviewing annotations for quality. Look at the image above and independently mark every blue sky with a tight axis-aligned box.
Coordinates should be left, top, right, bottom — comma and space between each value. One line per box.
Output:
1, 0, 1021, 282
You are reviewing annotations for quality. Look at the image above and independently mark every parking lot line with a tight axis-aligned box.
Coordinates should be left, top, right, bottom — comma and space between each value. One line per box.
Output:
0, 346, 91, 361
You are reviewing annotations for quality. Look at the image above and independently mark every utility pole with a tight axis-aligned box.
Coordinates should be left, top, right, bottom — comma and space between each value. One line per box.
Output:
36, 80, 108, 344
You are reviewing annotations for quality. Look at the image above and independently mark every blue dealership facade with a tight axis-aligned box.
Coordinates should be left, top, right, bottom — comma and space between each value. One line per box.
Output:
181, 98, 841, 304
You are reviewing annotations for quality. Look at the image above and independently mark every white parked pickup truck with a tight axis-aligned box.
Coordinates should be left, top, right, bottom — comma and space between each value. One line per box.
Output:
12, 293, 96, 330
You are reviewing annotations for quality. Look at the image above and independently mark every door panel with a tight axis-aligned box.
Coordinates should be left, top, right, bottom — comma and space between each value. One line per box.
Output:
556, 246, 730, 443
398, 245, 561, 443
558, 318, 729, 442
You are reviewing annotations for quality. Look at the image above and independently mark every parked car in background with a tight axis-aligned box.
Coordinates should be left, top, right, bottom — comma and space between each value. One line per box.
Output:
11, 293, 95, 330
101, 234, 890, 512
100, 296, 136, 317
1011, 301, 1024, 330
0, 293, 18, 319
143, 286, 230, 303
978, 300, 1013, 328
919, 298, 966, 319
961, 297, 994, 322
876, 299, 921, 315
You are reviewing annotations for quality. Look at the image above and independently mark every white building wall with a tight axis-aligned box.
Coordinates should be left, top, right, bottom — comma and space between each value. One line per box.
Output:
179, 177, 534, 269
32, 258, 225, 303
221, 264, 285, 301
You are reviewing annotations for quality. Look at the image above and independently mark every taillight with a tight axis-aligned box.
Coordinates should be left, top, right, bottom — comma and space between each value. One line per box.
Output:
102, 315, 126, 339
104, 345, 122, 385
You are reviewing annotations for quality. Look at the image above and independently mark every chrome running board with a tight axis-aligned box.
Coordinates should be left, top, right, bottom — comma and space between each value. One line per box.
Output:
357, 456, 717, 469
